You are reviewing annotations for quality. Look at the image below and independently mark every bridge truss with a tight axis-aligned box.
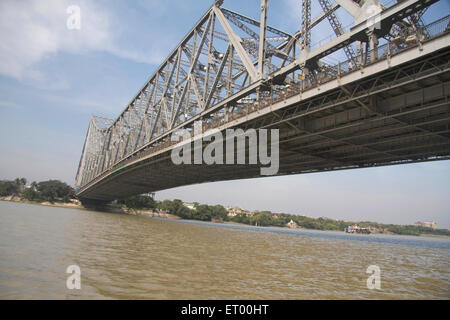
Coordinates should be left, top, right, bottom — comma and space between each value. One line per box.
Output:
75, 0, 449, 199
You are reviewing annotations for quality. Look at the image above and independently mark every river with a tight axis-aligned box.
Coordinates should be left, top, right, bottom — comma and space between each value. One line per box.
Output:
0, 201, 449, 299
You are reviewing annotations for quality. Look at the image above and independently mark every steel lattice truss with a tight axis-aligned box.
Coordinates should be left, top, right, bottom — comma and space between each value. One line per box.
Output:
75, 0, 442, 190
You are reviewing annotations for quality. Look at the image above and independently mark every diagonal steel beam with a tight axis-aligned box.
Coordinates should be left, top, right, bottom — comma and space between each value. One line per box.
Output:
171, 13, 213, 127
205, 44, 232, 110
213, 6, 259, 82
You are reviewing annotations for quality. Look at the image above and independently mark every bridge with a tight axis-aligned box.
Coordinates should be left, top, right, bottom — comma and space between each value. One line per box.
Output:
75, 0, 450, 202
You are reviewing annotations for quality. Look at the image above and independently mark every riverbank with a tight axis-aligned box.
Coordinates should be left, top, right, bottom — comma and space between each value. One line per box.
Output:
123, 207, 181, 220
219, 220, 450, 239
105, 209, 450, 239
1, 197, 448, 239
0, 196, 180, 220
0, 195, 83, 209
102, 207, 450, 240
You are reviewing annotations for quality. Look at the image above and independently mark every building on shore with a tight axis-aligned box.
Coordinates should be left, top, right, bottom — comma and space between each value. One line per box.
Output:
183, 202, 196, 210
225, 205, 262, 217
225, 206, 242, 217
286, 219, 298, 229
415, 221, 437, 229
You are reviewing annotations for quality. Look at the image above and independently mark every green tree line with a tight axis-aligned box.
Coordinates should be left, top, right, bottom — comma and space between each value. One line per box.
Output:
118, 196, 450, 237
0, 178, 75, 203
118, 197, 228, 222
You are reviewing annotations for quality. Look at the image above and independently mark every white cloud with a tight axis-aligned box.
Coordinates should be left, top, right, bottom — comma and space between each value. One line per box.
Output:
0, 1, 109, 80
0, 0, 173, 87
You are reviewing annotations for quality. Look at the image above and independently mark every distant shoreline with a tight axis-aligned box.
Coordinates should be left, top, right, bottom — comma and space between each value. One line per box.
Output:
0, 196, 84, 210
0, 197, 180, 219
1, 197, 449, 239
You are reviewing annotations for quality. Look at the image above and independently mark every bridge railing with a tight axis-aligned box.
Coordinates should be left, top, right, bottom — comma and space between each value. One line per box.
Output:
328, 14, 450, 83
422, 14, 450, 38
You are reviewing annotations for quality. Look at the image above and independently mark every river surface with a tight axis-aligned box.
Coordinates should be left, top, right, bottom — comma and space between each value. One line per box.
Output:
0, 201, 449, 299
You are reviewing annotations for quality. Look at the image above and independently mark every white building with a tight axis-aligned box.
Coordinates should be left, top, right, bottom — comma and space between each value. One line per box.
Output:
415, 221, 437, 229
286, 219, 298, 229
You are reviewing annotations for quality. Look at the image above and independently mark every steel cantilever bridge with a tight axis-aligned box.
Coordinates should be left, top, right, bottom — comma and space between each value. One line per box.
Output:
75, 0, 450, 203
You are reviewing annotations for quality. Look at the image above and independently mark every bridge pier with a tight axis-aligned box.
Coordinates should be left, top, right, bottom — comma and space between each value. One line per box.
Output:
78, 198, 111, 211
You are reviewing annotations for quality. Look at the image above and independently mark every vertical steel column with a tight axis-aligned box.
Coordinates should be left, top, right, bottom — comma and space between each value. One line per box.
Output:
356, 41, 363, 66
258, 0, 268, 80
301, 0, 311, 89
301, 0, 311, 50
368, 31, 378, 62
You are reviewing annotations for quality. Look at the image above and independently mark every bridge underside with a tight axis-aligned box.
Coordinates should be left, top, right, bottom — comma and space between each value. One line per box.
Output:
79, 45, 450, 202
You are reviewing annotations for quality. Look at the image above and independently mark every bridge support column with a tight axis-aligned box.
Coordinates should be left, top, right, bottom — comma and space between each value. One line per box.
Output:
356, 41, 363, 66
302, 66, 310, 90
367, 30, 379, 62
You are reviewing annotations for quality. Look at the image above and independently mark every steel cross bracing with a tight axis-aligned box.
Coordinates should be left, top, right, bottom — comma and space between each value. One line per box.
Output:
76, 0, 446, 192
317, 0, 357, 63
75, 2, 293, 188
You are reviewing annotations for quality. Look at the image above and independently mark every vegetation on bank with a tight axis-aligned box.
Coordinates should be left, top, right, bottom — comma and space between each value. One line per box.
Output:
119, 197, 228, 222
0, 178, 75, 203
118, 196, 450, 237
1, 178, 448, 237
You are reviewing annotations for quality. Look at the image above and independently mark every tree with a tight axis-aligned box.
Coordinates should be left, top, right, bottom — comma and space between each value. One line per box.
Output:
250, 211, 273, 226
231, 213, 251, 224
21, 187, 40, 201
118, 195, 156, 210
37, 180, 74, 202
158, 199, 175, 213
176, 206, 193, 219
171, 199, 184, 215
0, 180, 20, 196
210, 205, 228, 221
20, 178, 27, 188
194, 204, 212, 221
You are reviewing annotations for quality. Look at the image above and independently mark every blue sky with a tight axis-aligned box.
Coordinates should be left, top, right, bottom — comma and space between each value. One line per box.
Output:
0, 0, 449, 228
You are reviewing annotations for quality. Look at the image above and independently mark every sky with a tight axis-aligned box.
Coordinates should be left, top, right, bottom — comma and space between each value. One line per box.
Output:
0, 0, 449, 228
